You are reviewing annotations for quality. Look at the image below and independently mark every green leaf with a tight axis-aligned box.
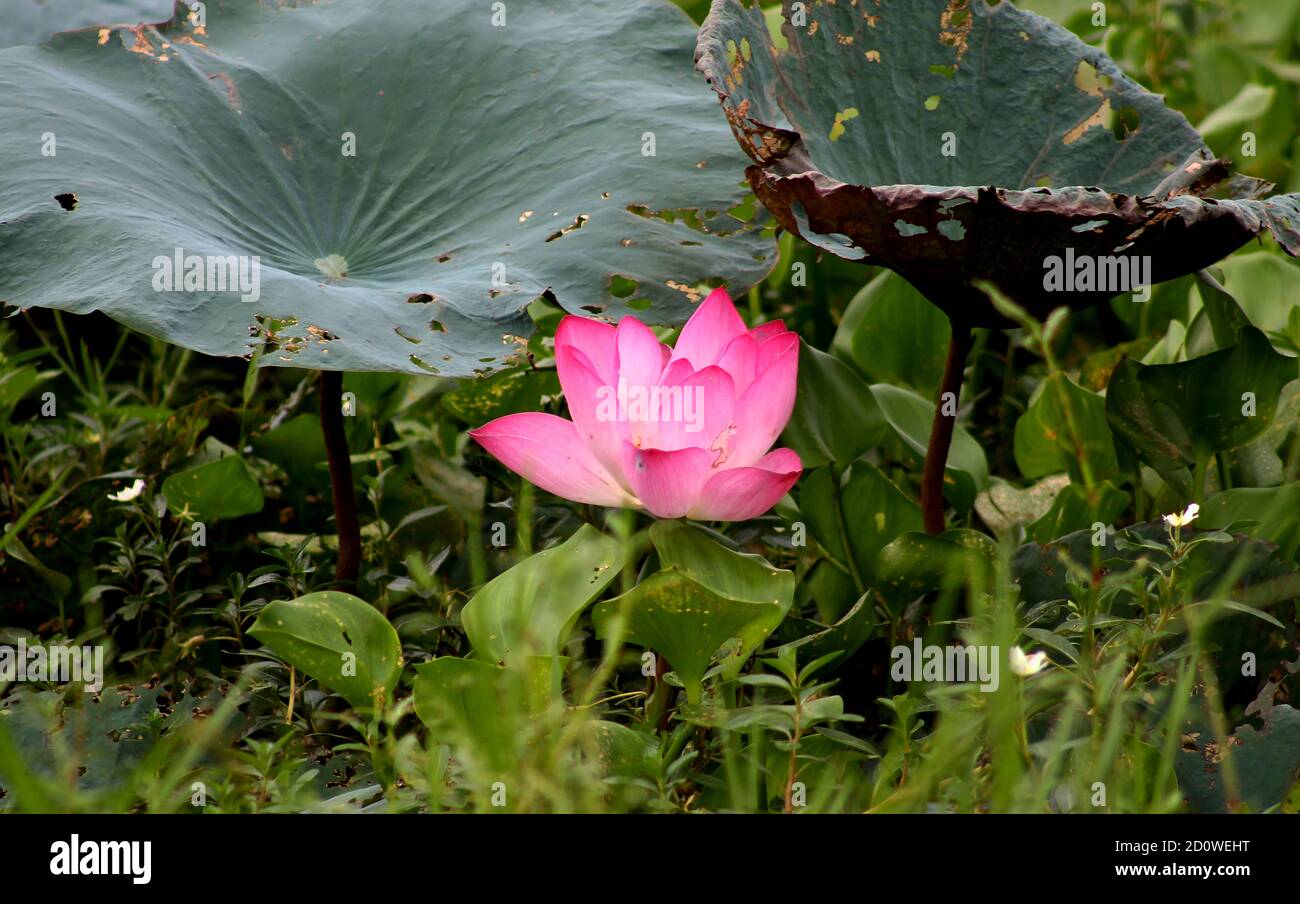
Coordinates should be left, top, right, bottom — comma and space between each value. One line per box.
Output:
442, 369, 560, 426
780, 340, 886, 468
1195, 83, 1276, 141
460, 524, 623, 664
592, 569, 784, 705
161, 455, 263, 521
1210, 251, 1300, 336
1199, 486, 1300, 562
1193, 269, 1251, 350
411, 656, 562, 776
839, 461, 924, 586
248, 591, 403, 710
1014, 373, 1120, 482
1025, 481, 1129, 543
777, 593, 875, 668
250, 413, 328, 488
0, 0, 173, 49
871, 382, 988, 511
873, 529, 997, 602
648, 521, 794, 681
0, 0, 774, 376
832, 270, 951, 397
1137, 327, 1297, 457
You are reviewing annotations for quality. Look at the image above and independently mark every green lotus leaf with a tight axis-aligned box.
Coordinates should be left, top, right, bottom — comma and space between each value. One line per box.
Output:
696, 0, 1300, 326
0, 0, 775, 376
0, 0, 175, 49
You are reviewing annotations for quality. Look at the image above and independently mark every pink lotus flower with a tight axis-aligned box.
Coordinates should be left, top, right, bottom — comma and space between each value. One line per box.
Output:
470, 289, 802, 520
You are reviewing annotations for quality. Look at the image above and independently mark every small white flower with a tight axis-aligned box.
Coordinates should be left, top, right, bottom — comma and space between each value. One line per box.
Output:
1009, 646, 1049, 677
1162, 503, 1200, 529
107, 479, 145, 502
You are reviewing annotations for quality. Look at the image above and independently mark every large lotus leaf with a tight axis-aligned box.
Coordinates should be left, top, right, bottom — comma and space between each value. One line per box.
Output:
696, 0, 1300, 326
0, 0, 176, 49
0, 0, 775, 376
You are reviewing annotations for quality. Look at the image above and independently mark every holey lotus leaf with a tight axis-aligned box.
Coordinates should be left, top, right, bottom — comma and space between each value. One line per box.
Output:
0, 1, 177, 50
0, 0, 776, 376
696, 0, 1300, 327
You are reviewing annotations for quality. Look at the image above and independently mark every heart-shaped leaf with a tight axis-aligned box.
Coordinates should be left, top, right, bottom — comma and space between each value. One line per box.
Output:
1014, 373, 1119, 482
1106, 327, 1296, 469
460, 524, 624, 665
161, 454, 263, 521
248, 591, 403, 710
0, 0, 775, 376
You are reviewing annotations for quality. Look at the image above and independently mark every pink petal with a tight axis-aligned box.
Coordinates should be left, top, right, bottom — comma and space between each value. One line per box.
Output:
614, 317, 669, 449
653, 365, 737, 454
556, 346, 631, 490
714, 333, 758, 396
470, 413, 630, 507
622, 444, 712, 519
749, 320, 789, 344
729, 332, 799, 467
689, 449, 802, 521
669, 288, 747, 371
555, 316, 616, 385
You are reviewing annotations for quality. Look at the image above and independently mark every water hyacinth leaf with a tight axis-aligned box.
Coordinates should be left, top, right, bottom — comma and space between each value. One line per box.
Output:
832, 270, 950, 397
1132, 327, 1296, 458
1014, 373, 1119, 482
839, 461, 924, 587
161, 454, 263, 521
0, 0, 176, 49
776, 593, 875, 668
411, 657, 561, 775
1199, 486, 1300, 563
649, 521, 794, 679
696, 0, 1300, 326
0, 0, 775, 377
592, 569, 784, 703
871, 382, 988, 511
248, 591, 403, 710
250, 413, 329, 489
460, 524, 624, 665
441, 369, 560, 426
780, 340, 886, 468
873, 529, 997, 602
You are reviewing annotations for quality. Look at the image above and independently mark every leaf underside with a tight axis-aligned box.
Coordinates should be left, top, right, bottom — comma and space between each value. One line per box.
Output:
696, 0, 1300, 325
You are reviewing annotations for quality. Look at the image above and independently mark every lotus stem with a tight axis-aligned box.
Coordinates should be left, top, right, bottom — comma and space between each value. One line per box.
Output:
320, 370, 361, 584
921, 321, 973, 535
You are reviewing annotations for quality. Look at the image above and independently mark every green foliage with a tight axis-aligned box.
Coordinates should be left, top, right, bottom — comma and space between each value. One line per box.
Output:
2, 0, 1299, 817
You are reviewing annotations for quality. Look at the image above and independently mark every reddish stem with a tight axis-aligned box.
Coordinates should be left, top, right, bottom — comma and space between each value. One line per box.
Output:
320, 370, 360, 584
921, 322, 973, 535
